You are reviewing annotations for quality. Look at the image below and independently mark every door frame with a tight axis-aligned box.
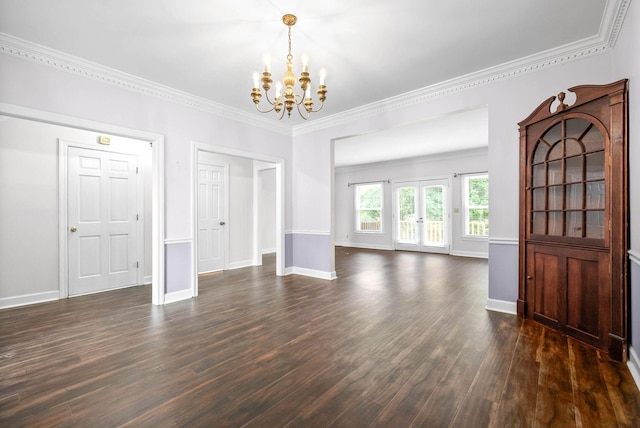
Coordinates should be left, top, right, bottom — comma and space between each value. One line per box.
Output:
191, 142, 286, 298
60, 140, 147, 297
393, 176, 452, 254
195, 154, 230, 277
0, 102, 168, 306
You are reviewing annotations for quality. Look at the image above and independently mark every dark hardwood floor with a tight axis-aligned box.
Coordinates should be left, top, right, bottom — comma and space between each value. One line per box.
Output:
1, 247, 639, 427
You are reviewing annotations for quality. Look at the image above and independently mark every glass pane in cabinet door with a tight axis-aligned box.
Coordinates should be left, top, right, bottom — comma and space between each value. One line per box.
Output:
565, 139, 583, 157
533, 142, 549, 164
548, 160, 562, 185
586, 181, 605, 209
548, 143, 563, 161
532, 211, 545, 235
548, 186, 563, 210
533, 188, 545, 210
548, 211, 563, 236
586, 210, 605, 239
586, 152, 605, 180
565, 156, 583, 183
582, 126, 604, 152
532, 164, 546, 187
565, 118, 590, 141
566, 184, 583, 210
566, 211, 583, 237
542, 122, 562, 147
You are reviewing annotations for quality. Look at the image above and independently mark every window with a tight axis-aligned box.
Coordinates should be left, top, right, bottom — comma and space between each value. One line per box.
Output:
463, 174, 489, 236
355, 183, 383, 232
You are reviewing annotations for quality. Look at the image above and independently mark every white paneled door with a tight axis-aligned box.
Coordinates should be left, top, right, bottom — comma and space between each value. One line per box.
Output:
197, 159, 226, 273
68, 147, 138, 295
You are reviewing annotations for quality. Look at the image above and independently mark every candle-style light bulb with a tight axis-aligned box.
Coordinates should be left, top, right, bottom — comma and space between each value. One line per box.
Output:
305, 88, 310, 99
275, 82, 282, 98
253, 72, 260, 88
301, 54, 309, 73
319, 69, 327, 86
263, 54, 271, 72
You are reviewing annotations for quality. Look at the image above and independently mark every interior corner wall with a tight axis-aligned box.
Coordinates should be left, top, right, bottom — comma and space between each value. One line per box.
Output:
612, 0, 640, 368
292, 49, 615, 306
0, 52, 293, 304
259, 168, 277, 253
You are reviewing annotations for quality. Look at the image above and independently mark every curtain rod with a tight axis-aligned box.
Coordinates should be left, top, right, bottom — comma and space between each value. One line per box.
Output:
453, 171, 488, 178
347, 179, 390, 187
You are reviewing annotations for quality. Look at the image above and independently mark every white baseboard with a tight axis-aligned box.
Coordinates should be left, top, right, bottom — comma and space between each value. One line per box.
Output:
629, 346, 640, 390
164, 289, 193, 304
451, 250, 489, 259
485, 298, 517, 315
291, 267, 337, 280
334, 242, 394, 251
0, 290, 59, 309
143, 275, 152, 285
228, 260, 254, 270
262, 248, 276, 255
283, 266, 294, 276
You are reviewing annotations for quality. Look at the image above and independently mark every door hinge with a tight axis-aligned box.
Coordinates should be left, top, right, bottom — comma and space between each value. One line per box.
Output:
136, 166, 139, 174
136, 261, 139, 268
136, 213, 139, 221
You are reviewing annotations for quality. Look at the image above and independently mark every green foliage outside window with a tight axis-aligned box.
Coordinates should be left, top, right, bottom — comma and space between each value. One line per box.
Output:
424, 186, 444, 221
357, 184, 382, 231
398, 187, 415, 220
465, 175, 489, 235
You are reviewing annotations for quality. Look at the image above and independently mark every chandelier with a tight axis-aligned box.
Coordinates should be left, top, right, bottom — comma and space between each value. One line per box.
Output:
251, 14, 327, 120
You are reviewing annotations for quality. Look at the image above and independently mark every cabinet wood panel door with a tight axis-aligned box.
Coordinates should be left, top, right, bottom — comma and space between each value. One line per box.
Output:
518, 80, 628, 361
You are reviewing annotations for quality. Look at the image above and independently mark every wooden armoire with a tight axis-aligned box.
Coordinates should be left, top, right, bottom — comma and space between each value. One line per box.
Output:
517, 80, 628, 361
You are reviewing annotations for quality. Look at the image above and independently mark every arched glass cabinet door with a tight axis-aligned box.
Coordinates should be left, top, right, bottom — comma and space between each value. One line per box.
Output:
529, 117, 606, 243
518, 79, 628, 361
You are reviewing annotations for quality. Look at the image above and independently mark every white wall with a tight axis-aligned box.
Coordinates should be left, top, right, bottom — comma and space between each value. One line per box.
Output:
335, 148, 488, 256
0, 116, 153, 304
292, 51, 614, 302
611, 0, 640, 377
0, 51, 293, 303
259, 168, 277, 253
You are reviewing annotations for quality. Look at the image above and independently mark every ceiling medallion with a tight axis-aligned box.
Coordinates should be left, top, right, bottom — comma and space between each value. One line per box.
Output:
251, 14, 327, 120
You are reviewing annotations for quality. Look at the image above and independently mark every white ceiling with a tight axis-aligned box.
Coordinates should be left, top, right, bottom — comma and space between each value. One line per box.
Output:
334, 107, 488, 167
0, 0, 618, 165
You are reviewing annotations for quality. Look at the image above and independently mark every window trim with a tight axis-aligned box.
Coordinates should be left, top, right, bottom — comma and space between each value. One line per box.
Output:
354, 182, 384, 234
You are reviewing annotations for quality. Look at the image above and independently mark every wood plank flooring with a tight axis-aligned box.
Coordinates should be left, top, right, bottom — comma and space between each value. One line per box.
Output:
1, 247, 639, 427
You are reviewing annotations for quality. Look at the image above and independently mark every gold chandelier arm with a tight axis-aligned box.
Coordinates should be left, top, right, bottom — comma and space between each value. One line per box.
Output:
254, 103, 277, 114
293, 98, 311, 120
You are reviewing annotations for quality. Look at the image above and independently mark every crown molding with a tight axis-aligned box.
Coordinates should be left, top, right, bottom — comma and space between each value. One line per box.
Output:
293, 0, 630, 136
0, 33, 292, 137
0, 0, 629, 139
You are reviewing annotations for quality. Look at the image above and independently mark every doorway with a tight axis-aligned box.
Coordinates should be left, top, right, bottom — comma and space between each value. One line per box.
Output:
395, 178, 450, 254
191, 142, 285, 298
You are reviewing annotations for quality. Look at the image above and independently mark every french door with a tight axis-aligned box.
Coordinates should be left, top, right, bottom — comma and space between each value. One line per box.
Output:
395, 179, 449, 253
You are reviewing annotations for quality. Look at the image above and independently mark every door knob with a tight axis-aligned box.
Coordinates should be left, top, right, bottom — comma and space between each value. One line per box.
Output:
527, 275, 533, 280
70, 226, 77, 232
219, 221, 226, 226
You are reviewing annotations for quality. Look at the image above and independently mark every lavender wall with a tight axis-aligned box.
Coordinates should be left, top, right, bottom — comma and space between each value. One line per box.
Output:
292, 233, 333, 273
165, 242, 191, 293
